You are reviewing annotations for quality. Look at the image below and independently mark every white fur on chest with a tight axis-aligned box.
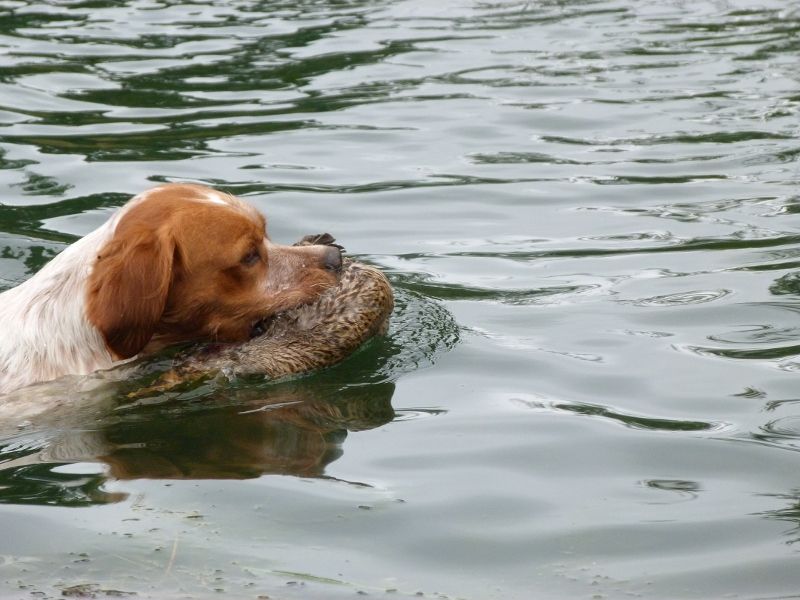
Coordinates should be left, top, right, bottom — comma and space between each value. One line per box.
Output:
0, 225, 119, 395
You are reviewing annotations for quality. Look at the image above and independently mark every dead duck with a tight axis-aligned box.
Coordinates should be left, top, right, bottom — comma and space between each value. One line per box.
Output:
150, 234, 394, 388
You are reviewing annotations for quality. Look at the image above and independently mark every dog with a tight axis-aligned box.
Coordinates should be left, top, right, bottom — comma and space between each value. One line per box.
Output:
0, 183, 342, 395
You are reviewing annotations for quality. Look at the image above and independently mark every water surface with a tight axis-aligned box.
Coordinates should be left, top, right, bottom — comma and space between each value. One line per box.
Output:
1, 0, 800, 598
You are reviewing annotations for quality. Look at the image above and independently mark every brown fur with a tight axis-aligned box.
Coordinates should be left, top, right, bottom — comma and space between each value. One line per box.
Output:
86, 184, 339, 359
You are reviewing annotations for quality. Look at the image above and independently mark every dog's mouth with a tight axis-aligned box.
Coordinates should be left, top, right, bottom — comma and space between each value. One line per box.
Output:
246, 234, 346, 342
249, 318, 270, 339
247, 293, 328, 340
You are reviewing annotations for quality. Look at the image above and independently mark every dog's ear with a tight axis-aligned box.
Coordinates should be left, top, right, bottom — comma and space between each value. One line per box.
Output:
87, 228, 174, 359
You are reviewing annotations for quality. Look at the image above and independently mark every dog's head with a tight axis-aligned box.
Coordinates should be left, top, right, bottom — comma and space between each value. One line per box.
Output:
86, 184, 341, 359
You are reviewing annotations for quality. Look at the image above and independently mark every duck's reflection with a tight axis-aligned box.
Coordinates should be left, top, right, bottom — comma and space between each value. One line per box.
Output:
105, 382, 395, 480
0, 381, 395, 505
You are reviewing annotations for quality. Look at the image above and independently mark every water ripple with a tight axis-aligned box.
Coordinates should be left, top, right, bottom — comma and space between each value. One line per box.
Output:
0, 0, 799, 597
626, 289, 731, 307
512, 397, 726, 433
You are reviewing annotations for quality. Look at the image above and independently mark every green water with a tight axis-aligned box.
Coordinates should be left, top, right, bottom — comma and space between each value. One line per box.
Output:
1, 0, 800, 598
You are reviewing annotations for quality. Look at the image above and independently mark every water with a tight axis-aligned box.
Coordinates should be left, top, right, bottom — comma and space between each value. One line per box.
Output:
0, 0, 799, 597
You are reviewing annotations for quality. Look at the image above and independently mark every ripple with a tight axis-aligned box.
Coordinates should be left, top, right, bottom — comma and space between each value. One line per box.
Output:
374, 285, 461, 380
0, 2, 795, 600
734, 387, 767, 400
540, 348, 604, 363
414, 233, 800, 262
762, 417, 800, 440
469, 151, 581, 165
390, 271, 599, 306
769, 272, 800, 295
778, 360, 800, 373
392, 408, 448, 422
641, 479, 701, 501
709, 324, 800, 345
582, 231, 674, 243
540, 131, 793, 147
148, 172, 543, 196
590, 174, 729, 185
304, 278, 461, 385
625, 289, 731, 307
513, 397, 725, 433
619, 329, 675, 338
685, 343, 800, 362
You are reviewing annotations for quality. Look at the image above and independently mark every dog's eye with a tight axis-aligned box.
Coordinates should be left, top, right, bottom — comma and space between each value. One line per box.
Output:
241, 249, 261, 266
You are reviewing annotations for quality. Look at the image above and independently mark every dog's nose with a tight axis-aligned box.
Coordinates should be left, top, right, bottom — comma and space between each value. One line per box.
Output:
323, 246, 342, 271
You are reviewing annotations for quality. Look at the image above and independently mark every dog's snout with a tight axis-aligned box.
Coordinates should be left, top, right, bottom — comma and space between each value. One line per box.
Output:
323, 246, 342, 272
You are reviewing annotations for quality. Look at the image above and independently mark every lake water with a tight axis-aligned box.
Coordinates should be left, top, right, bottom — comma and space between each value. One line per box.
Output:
0, 0, 799, 598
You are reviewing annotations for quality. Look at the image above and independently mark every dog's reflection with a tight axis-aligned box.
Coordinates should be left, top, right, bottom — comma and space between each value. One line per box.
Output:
105, 382, 395, 480
0, 381, 395, 505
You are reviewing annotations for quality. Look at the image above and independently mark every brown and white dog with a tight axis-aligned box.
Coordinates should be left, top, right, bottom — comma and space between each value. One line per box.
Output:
0, 183, 341, 395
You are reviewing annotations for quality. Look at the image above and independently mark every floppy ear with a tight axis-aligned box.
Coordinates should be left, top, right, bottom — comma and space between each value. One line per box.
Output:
87, 229, 175, 359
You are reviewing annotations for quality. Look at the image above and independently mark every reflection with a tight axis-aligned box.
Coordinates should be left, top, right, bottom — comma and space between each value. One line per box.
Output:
641, 479, 701, 502
390, 270, 595, 305
1, 243, 61, 279
0, 284, 458, 507
544, 399, 720, 432
105, 382, 395, 480
12, 170, 72, 196
754, 388, 800, 543
0, 381, 396, 506
770, 272, 800, 296
0, 0, 417, 163
627, 289, 730, 307
680, 261, 800, 365
751, 416, 800, 452
0, 192, 127, 242
0, 464, 125, 507
760, 490, 800, 546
